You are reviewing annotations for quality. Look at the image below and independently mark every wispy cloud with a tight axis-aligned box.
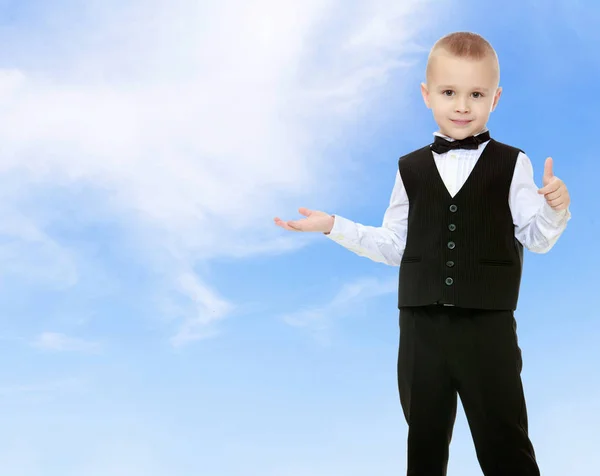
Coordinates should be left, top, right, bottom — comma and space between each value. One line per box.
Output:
168, 271, 235, 346
0, 203, 78, 289
282, 274, 398, 341
31, 332, 100, 353
0, 0, 440, 344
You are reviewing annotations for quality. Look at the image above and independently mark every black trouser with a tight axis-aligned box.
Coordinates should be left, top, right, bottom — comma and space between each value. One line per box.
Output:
397, 305, 540, 476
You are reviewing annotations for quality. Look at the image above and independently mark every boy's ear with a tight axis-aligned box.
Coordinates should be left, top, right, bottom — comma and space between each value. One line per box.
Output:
491, 86, 502, 111
421, 82, 431, 108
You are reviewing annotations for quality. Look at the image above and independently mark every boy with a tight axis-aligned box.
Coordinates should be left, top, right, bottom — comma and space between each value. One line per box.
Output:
274, 31, 570, 475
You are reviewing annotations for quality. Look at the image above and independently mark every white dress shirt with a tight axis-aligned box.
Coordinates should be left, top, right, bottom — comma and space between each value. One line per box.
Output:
326, 129, 571, 266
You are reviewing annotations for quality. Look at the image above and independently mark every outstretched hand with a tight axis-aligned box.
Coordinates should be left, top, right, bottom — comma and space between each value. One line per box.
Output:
274, 207, 335, 233
537, 157, 570, 211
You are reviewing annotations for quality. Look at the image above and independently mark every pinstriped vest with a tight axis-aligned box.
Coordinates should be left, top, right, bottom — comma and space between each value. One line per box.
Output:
397, 139, 524, 310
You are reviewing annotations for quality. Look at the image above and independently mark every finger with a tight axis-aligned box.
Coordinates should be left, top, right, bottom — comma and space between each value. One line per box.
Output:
546, 196, 566, 208
543, 157, 554, 179
274, 217, 301, 231
287, 220, 304, 231
549, 202, 567, 211
282, 223, 301, 231
546, 199, 561, 208
298, 207, 312, 217
544, 189, 562, 201
538, 180, 561, 195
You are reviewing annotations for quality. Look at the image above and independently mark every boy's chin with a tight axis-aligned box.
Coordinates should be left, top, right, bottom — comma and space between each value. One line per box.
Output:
439, 123, 480, 140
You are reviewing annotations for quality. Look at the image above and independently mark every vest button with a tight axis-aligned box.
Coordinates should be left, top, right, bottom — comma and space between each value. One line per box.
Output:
445, 277, 454, 285
449, 204, 458, 212
446, 260, 455, 267
448, 224, 456, 231
447, 241, 455, 249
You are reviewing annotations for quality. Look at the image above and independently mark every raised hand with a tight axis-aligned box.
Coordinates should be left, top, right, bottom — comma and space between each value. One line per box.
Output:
274, 207, 335, 233
537, 157, 570, 211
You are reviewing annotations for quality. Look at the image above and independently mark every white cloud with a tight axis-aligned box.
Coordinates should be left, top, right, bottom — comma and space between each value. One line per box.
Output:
168, 271, 235, 346
0, 0, 442, 343
0, 204, 78, 288
282, 274, 398, 341
31, 332, 100, 353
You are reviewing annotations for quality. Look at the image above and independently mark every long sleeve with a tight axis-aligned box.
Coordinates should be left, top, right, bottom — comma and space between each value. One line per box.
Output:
325, 170, 408, 266
509, 152, 571, 253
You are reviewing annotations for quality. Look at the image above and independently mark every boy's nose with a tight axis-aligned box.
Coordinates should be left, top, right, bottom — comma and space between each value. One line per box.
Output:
455, 101, 469, 113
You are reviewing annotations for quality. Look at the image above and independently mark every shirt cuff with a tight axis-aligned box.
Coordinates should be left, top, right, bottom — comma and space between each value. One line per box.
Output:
539, 200, 571, 225
324, 214, 354, 242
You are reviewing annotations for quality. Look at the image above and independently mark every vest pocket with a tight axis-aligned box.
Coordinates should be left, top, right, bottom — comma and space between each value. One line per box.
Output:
480, 259, 514, 266
401, 256, 421, 263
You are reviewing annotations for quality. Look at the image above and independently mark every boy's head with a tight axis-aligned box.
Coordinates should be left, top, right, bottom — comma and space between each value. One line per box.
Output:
421, 32, 502, 140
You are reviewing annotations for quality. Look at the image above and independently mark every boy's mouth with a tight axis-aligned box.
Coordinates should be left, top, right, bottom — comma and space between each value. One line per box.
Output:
451, 119, 472, 126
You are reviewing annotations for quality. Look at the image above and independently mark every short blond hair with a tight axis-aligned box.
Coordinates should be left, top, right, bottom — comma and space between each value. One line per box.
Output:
426, 31, 500, 82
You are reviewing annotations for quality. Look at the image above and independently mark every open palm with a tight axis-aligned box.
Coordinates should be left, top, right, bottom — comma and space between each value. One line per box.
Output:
274, 207, 334, 233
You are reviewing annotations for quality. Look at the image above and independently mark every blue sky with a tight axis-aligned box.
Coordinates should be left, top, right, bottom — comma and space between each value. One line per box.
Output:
0, 0, 597, 474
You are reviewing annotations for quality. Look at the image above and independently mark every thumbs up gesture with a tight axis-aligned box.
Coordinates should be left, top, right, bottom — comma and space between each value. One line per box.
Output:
537, 157, 570, 211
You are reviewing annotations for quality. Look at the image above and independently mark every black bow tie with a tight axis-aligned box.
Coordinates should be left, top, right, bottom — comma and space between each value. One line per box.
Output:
430, 130, 491, 154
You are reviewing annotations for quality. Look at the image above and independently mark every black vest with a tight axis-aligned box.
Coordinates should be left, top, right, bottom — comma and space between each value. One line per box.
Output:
397, 139, 524, 310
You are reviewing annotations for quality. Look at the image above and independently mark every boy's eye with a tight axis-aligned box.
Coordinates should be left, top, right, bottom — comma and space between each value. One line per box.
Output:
441, 90, 484, 98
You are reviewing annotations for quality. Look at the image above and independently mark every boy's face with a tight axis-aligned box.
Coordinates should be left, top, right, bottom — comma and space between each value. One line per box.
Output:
421, 51, 502, 140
